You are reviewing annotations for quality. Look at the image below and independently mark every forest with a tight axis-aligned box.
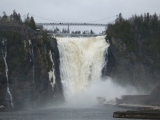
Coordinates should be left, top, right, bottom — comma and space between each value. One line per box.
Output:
106, 13, 160, 68
0, 10, 36, 30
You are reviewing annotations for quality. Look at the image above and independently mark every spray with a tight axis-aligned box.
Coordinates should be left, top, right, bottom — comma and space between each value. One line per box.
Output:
57, 36, 109, 101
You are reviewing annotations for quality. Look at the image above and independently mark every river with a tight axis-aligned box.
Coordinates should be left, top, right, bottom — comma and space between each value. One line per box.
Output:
0, 106, 127, 120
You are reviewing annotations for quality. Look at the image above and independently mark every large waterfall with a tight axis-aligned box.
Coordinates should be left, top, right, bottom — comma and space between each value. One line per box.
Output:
57, 36, 109, 105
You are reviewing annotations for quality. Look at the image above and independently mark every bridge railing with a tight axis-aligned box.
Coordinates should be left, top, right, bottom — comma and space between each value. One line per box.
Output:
36, 23, 107, 27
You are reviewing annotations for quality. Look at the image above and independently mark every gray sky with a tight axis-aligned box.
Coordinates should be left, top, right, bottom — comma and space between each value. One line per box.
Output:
0, 0, 160, 33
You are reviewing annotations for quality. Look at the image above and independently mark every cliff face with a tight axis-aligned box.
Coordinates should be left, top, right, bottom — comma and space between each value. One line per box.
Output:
0, 22, 63, 108
103, 37, 160, 91
103, 14, 160, 91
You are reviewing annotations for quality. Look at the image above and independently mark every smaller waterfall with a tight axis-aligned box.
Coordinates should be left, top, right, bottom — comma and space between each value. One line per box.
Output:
31, 41, 35, 85
48, 50, 56, 91
29, 40, 36, 98
23, 40, 27, 61
28, 40, 35, 84
1, 38, 14, 107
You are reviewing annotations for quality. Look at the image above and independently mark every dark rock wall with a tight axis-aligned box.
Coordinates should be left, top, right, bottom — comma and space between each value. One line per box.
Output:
0, 29, 63, 108
50, 38, 64, 103
103, 37, 160, 91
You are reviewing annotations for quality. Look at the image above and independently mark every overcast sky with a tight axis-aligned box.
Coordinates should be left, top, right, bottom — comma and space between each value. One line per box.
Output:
0, 0, 160, 33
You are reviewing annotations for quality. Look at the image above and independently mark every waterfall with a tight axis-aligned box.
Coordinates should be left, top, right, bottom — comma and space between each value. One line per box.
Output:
57, 36, 109, 102
1, 38, 14, 107
48, 50, 56, 90
31, 41, 35, 85
28, 40, 35, 84
29, 40, 36, 98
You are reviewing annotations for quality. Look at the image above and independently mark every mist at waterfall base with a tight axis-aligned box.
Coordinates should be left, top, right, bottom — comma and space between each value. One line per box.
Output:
51, 36, 140, 108
60, 77, 139, 108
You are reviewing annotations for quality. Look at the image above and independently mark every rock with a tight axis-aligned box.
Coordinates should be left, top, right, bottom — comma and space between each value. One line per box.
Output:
0, 22, 64, 108
103, 37, 159, 91
0, 105, 4, 108
113, 110, 160, 119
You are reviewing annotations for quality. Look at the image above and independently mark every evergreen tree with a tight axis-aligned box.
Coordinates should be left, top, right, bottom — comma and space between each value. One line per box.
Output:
24, 15, 36, 30
24, 13, 30, 26
12, 10, 21, 22
2, 11, 7, 20
119, 13, 123, 22
29, 16, 36, 30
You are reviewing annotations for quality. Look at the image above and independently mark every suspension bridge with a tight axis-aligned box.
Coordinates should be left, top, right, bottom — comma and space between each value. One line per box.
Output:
36, 23, 107, 27
32, 14, 115, 37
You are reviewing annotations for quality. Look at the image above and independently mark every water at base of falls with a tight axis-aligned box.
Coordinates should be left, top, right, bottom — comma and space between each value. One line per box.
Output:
57, 36, 109, 105
0, 106, 126, 120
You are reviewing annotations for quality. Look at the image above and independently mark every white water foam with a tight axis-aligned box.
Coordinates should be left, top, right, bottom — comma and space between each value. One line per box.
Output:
48, 50, 56, 90
57, 36, 109, 103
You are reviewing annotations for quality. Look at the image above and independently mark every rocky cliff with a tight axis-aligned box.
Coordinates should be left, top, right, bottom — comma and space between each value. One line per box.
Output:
103, 37, 160, 92
0, 21, 63, 108
103, 14, 160, 91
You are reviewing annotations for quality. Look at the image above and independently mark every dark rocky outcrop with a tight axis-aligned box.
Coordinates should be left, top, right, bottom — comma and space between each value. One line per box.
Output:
103, 37, 159, 91
50, 38, 64, 102
113, 110, 160, 119
103, 14, 160, 92
116, 86, 160, 105
0, 21, 63, 108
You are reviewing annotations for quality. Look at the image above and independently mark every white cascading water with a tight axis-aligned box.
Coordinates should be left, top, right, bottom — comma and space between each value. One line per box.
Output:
57, 36, 109, 106
48, 50, 56, 90
1, 38, 14, 107
31, 41, 35, 85
29, 40, 36, 97
28, 40, 35, 84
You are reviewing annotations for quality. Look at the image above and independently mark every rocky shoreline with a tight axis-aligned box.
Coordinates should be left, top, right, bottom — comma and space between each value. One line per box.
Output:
96, 86, 160, 119
113, 89, 160, 119
113, 109, 160, 119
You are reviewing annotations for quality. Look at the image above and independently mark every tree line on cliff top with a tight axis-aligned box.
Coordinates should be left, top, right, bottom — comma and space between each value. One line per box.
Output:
0, 10, 36, 30
0, 10, 53, 71
106, 13, 160, 67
